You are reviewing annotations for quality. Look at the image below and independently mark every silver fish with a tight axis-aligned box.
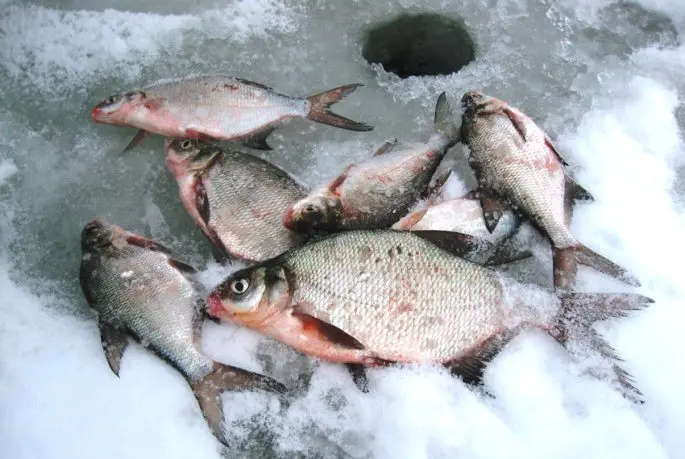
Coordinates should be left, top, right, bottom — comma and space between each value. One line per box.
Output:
91, 75, 373, 152
283, 92, 459, 232
459, 90, 639, 290
166, 138, 309, 263
206, 229, 651, 400
79, 219, 286, 446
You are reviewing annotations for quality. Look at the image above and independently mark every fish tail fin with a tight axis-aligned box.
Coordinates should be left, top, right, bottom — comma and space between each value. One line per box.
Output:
555, 292, 654, 402
432, 92, 460, 148
191, 363, 287, 446
553, 244, 640, 290
306, 84, 374, 132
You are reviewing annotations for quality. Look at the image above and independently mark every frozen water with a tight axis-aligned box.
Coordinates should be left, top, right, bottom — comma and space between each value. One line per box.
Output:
1, 0, 684, 458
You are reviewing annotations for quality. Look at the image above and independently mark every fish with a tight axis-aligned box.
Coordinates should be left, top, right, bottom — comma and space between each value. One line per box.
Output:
391, 191, 532, 266
282, 92, 460, 232
165, 138, 310, 263
205, 229, 651, 401
459, 90, 639, 290
78, 219, 287, 446
91, 75, 373, 152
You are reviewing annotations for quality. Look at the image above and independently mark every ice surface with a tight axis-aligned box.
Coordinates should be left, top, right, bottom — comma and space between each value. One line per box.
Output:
1, 0, 684, 458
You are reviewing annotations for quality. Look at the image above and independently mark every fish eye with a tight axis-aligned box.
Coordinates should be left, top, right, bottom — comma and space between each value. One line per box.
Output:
230, 278, 250, 295
304, 205, 317, 214
180, 139, 193, 150
104, 95, 118, 105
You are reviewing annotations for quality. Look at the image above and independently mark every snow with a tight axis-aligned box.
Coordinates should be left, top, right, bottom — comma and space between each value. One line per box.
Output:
1, 0, 684, 458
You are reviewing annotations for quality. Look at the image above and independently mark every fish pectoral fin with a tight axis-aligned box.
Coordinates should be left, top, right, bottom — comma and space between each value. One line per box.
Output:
445, 332, 512, 385
421, 168, 453, 202
393, 207, 428, 230
372, 138, 398, 157
292, 310, 367, 350
194, 179, 210, 225
121, 129, 149, 153
167, 258, 198, 275
98, 321, 129, 377
544, 135, 570, 166
411, 230, 494, 260
327, 166, 353, 194
125, 234, 173, 254
241, 126, 276, 151
191, 363, 288, 446
479, 195, 507, 233
565, 176, 594, 202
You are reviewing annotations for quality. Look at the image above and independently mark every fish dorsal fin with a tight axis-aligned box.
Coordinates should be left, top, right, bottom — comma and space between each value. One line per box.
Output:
234, 77, 274, 91
125, 234, 173, 254
409, 230, 494, 260
372, 138, 398, 157
241, 126, 276, 151
292, 308, 366, 350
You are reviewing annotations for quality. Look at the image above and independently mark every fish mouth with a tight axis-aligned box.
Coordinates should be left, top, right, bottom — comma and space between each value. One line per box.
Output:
461, 91, 485, 109
282, 207, 299, 231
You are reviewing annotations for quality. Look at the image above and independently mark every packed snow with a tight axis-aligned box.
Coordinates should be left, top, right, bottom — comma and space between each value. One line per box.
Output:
1, 0, 684, 458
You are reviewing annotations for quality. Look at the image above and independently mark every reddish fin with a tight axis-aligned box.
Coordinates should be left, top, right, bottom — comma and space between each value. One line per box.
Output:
327, 167, 352, 194
143, 99, 162, 111
306, 84, 374, 132
553, 245, 640, 291
372, 138, 398, 157
186, 129, 220, 143
121, 129, 149, 153
410, 230, 494, 260
394, 207, 428, 230
292, 311, 366, 350
190, 363, 287, 447
554, 293, 653, 402
125, 234, 173, 254
98, 321, 129, 377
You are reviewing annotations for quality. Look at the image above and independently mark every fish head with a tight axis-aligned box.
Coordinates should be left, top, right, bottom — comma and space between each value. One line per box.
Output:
80, 219, 128, 254
207, 265, 291, 328
91, 91, 146, 125
283, 192, 341, 231
165, 138, 222, 175
461, 90, 488, 117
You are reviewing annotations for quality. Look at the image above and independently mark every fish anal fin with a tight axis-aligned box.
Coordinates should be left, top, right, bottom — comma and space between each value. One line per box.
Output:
121, 129, 149, 153
191, 363, 287, 446
480, 196, 507, 233
566, 176, 594, 202
241, 126, 276, 151
292, 310, 366, 350
99, 321, 129, 377
445, 331, 511, 385
410, 230, 494, 260
125, 234, 173, 254
372, 138, 398, 157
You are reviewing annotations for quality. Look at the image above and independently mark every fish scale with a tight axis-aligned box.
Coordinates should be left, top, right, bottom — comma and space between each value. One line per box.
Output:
81, 236, 213, 380
280, 231, 548, 361
144, 76, 308, 138
462, 106, 576, 248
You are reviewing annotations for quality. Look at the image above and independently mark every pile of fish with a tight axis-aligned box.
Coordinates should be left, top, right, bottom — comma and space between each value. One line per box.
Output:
80, 74, 650, 447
